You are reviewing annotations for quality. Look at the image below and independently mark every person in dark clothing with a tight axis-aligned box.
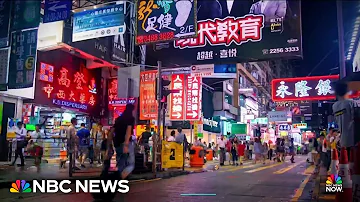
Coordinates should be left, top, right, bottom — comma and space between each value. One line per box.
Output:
139, 125, 152, 162
197, 0, 253, 21
231, 138, 239, 166
105, 103, 135, 179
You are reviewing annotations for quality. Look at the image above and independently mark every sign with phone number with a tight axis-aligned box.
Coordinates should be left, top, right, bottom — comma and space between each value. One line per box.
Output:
161, 141, 183, 168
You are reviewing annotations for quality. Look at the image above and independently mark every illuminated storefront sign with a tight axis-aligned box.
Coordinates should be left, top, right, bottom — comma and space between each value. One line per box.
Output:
139, 70, 158, 120
272, 75, 340, 102
35, 51, 99, 113
170, 74, 185, 120
146, 1, 302, 66
250, 117, 268, 125
293, 123, 307, 129
169, 74, 202, 121
135, 0, 197, 45
185, 75, 201, 120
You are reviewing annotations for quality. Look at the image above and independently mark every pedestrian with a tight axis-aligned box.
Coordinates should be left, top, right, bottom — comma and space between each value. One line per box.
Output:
268, 141, 273, 160
76, 123, 91, 168
175, 127, 188, 151
92, 123, 104, 165
218, 135, 226, 166
226, 138, 232, 165
105, 103, 135, 179
139, 125, 152, 161
237, 141, 246, 165
61, 118, 79, 170
167, 130, 176, 142
332, 81, 360, 157
262, 142, 269, 164
100, 129, 109, 165
231, 137, 239, 166
30, 124, 44, 166
11, 122, 27, 167
289, 138, 295, 163
249, 141, 254, 160
253, 138, 263, 164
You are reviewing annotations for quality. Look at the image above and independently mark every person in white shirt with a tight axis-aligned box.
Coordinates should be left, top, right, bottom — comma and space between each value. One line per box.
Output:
11, 122, 27, 166
217, 134, 227, 166
167, 130, 176, 142
31, 124, 44, 148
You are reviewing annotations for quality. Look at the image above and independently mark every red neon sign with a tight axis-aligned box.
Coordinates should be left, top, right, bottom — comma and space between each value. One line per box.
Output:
169, 74, 185, 120
185, 75, 201, 120
39, 62, 54, 82
271, 75, 340, 102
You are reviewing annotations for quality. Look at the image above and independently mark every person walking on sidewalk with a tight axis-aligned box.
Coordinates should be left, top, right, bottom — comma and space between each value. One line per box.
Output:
11, 122, 27, 167
237, 141, 246, 165
249, 141, 254, 160
231, 138, 239, 166
262, 142, 269, 164
105, 103, 135, 178
253, 138, 263, 164
218, 134, 226, 166
77, 123, 91, 168
289, 138, 295, 163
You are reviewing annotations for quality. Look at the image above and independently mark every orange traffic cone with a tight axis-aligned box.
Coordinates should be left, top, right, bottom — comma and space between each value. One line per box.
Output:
350, 147, 355, 178
329, 148, 339, 175
336, 147, 352, 202
353, 143, 360, 201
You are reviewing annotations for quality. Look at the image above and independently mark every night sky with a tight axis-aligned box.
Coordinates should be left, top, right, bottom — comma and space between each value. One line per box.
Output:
296, 1, 358, 77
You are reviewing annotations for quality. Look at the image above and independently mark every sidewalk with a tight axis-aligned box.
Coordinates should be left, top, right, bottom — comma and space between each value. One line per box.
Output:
0, 159, 217, 189
312, 166, 336, 201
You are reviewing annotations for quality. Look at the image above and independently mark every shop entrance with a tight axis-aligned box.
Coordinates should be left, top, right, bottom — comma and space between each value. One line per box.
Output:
0, 102, 15, 161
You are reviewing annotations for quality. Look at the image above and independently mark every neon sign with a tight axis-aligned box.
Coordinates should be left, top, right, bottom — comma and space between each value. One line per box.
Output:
272, 75, 340, 101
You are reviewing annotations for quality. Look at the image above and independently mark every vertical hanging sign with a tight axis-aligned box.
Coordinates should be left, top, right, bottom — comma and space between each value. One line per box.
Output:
0, 48, 9, 91
139, 70, 157, 120
170, 74, 185, 120
0, 0, 11, 48
11, 1, 41, 31
8, 29, 38, 89
185, 75, 201, 120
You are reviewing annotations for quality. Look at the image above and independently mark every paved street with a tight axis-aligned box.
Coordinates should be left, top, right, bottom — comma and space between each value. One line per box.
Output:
0, 156, 316, 202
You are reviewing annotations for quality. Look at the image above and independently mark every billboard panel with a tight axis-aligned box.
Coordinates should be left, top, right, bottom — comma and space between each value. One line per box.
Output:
73, 2, 126, 42
139, 70, 158, 120
146, 0, 302, 66
135, 0, 197, 45
272, 75, 339, 102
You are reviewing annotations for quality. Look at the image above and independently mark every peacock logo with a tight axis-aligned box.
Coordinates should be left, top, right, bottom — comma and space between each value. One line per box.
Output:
326, 174, 342, 185
325, 175, 343, 193
10, 180, 32, 193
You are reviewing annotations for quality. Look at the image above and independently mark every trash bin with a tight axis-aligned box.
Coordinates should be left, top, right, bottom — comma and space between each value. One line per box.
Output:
190, 146, 205, 167
206, 149, 213, 161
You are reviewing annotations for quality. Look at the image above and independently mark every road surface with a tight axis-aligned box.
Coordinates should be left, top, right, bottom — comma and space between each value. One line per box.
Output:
1, 156, 315, 202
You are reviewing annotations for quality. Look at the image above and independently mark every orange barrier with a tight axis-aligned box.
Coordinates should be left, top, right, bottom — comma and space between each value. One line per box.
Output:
190, 146, 204, 168
206, 149, 213, 161
60, 150, 67, 161
329, 148, 339, 176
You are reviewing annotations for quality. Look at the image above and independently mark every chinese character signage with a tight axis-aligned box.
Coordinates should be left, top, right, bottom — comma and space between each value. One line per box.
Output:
0, 48, 9, 91
44, 0, 72, 23
35, 50, 100, 113
8, 29, 38, 89
170, 74, 185, 120
11, 1, 41, 31
108, 78, 118, 104
0, 0, 11, 48
139, 70, 158, 120
136, 0, 197, 45
272, 75, 340, 102
146, 1, 302, 66
169, 74, 202, 121
73, 3, 126, 42
293, 123, 307, 129
185, 75, 201, 120
268, 111, 289, 122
